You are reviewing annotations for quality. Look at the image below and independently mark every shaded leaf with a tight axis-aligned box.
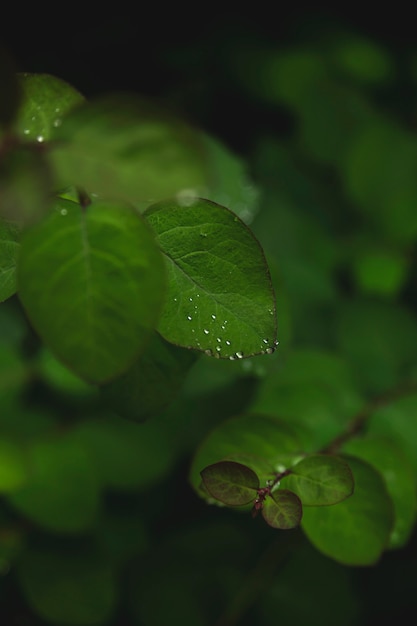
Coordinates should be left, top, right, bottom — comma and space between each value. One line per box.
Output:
262, 489, 302, 529
282, 455, 354, 506
0, 439, 28, 492
301, 456, 394, 565
0, 145, 52, 224
18, 198, 166, 383
0, 218, 19, 301
50, 95, 208, 205
8, 435, 100, 532
201, 461, 259, 506
17, 545, 116, 625
145, 197, 277, 359
100, 331, 198, 421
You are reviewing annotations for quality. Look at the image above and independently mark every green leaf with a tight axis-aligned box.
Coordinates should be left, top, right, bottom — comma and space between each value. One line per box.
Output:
190, 413, 302, 499
50, 95, 208, 205
0, 218, 19, 301
201, 461, 259, 505
8, 435, 100, 532
17, 545, 116, 625
282, 455, 354, 506
342, 436, 417, 549
301, 456, 394, 565
251, 349, 363, 451
15, 72, 84, 143
0, 439, 28, 492
99, 331, 198, 421
145, 198, 277, 359
262, 489, 302, 529
18, 198, 166, 383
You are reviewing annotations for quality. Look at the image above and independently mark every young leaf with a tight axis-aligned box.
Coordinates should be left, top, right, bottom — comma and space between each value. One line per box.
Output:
201, 461, 259, 506
0, 218, 19, 301
262, 489, 302, 529
145, 198, 277, 359
50, 95, 208, 205
282, 454, 354, 506
18, 198, 166, 383
301, 456, 394, 565
100, 331, 198, 422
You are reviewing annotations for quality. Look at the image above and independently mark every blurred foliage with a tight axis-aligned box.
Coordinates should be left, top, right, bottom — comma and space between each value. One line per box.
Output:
2, 13, 417, 626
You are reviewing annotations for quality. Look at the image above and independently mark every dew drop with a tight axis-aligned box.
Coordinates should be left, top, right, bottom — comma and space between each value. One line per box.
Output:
225, 340, 231, 346
53, 118, 62, 127
235, 351, 244, 359
203, 329, 210, 335
60, 208, 68, 216
229, 355, 236, 361
204, 349, 213, 356
36, 135, 44, 143
189, 297, 193, 302
173, 297, 178, 302
200, 232, 208, 238
215, 346, 221, 352
221, 325, 226, 331
216, 337, 222, 343
266, 347, 274, 355
214, 352, 221, 359
211, 314, 216, 320
262, 339, 269, 345
187, 315, 192, 321
274, 339, 279, 347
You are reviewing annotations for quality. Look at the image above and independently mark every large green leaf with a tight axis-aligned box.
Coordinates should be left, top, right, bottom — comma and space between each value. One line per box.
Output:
17, 545, 116, 625
145, 198, 277, 359
282, 455, 354, 506
0, 218, 19, 301
190, 413, 303, 499
301, 456, 394, 565
50, 95, 208, 205
18, 198, 166, 383
342, 436, 417, 549
0, 439, 28, 492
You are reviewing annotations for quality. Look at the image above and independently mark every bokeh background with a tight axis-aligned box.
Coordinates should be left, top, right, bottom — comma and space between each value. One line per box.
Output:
2, 8, 417, 625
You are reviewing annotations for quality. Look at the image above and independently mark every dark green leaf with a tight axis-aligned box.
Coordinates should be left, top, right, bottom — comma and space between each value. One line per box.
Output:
50, 95, 208, 205
301, 456, 394, 565
262, 489, 302, 529
18, 198, 166, 383
201, 461, 259, 505
15, 73, 84, 142
0, 218, 19, 301
145, 198, 277, 359
17, 546, 116, 624
282, 455, 354, 506
100, 331, 198, 421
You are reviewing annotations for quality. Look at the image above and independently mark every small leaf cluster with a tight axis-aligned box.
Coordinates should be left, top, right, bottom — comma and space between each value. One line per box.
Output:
201, 455, 353, 529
